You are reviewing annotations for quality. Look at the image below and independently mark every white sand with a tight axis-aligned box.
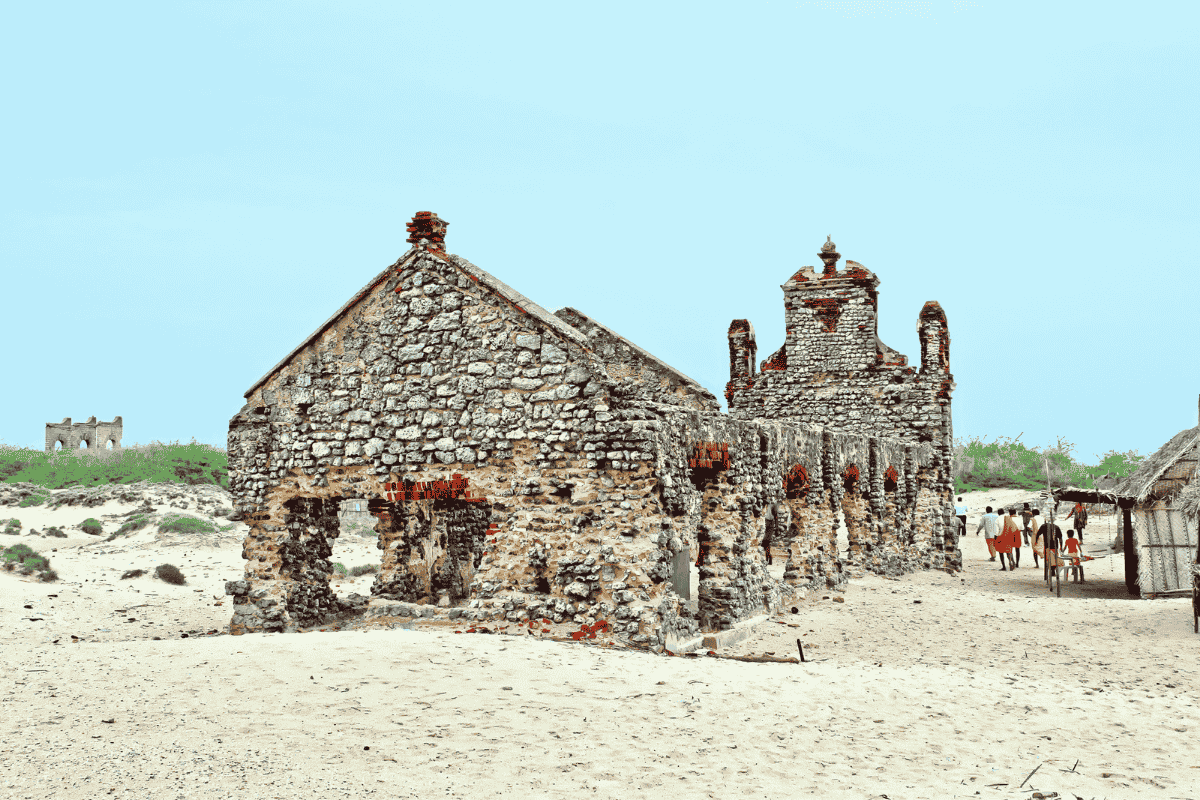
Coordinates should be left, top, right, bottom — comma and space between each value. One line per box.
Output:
2, 486, 1199, 799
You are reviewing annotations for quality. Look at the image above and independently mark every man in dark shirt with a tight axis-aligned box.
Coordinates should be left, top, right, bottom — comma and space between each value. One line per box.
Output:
1020, 503, 1034, 545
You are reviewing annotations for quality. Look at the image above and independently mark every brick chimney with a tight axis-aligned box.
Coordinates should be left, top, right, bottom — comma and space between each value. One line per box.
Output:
405, 211, 448, 251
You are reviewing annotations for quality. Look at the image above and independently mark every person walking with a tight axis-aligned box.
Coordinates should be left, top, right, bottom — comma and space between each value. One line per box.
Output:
1020, 503, 1034, 546
1004, 508, 1023, 568
993, 508, 1011, 570
1030, 508, 1043, 568
955, 496, 968, 535
1065, 502, 1089, 543
976, 506, 1000, 561
1039, 515, 1065, 582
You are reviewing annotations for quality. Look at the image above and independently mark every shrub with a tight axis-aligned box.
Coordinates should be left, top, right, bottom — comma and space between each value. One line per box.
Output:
44, 526, 67, 538
22, 555, 48, 571
120, 568, 147, 579
331, 562, 348, 577
3, 518, 20, 535
2, 543, 36, 564
213, 507, 234, 518
157, 514, 217, 535
114, 514, 152, 536
154, 563, 187, 585
349, 563, 380, 577
2, 543, 54, 580
80, 518, 103, 536
18, 492, 50, 508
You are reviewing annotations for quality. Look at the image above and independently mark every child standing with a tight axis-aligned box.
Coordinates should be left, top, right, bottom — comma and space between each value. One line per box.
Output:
1063, 529, 1085, 583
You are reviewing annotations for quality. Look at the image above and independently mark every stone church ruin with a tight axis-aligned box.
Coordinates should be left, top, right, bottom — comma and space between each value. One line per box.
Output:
45, 416, 123, 452
225, 212, 958, 650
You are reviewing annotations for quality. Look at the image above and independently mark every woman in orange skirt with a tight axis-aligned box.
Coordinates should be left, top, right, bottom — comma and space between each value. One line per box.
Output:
994, 508, 1013, 570
1005, 508, 1023, 568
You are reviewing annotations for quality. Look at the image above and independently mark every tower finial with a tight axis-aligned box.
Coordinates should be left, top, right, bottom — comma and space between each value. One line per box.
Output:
818, 235, 841, 276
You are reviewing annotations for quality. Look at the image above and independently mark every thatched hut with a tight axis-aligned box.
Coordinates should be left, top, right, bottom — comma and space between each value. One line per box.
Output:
1109, 425, 1200, 598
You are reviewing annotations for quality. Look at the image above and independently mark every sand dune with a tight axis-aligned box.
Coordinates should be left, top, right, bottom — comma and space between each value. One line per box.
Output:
2, 485, 1198, 798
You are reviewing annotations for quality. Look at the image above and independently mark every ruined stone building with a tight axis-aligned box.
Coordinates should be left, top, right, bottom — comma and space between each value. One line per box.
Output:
225, 213, 958, 650
45, 416, 123, 451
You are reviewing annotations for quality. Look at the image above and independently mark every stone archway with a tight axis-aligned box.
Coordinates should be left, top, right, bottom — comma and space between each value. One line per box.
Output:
370, 491, 492, 606
841, 464, 871, 572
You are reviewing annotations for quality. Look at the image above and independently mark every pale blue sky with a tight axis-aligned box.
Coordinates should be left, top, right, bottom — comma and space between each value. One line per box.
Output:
3, 1, 1197, 464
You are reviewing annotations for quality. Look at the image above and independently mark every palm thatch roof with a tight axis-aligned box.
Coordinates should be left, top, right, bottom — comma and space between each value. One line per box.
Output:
1111, 426, 1200, 504
1179, 482, 1200, 521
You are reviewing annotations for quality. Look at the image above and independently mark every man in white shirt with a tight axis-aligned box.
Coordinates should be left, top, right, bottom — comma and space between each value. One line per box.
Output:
975, 506, 1000, 561
954, 496, 968, 533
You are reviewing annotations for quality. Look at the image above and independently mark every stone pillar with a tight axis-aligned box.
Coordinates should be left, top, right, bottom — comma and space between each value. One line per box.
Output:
726, 320, 756, 407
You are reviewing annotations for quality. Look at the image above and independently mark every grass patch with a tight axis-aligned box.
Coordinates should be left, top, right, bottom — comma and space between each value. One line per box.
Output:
348, 563, 380, 577
331, 562, 348, 577
0, 439, 228, 491
158, 514, 217, 535
154, 564, 187, 585
44, 526, 66, 538
3, 518, 20, 535
80, 517, 103, 535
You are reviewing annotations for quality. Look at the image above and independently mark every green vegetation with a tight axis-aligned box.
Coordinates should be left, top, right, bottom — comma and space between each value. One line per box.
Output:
80, 517, 103, 535
952, 435, 1144, 494
157, 514, 218, 535
18, 490, 50, 508
154, 563, 187, 585
330, 562, 379, 578
2, 543, 57, 581
3, 518, 20, 535
108, 514, 153, 541
0, 439, 228, 490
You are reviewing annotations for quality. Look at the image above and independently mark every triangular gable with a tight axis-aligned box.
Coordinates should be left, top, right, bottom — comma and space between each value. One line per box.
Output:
552, 306, 712, 398
244, 245, 593, 399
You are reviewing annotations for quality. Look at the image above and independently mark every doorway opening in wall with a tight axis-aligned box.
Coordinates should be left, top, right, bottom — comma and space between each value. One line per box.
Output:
53, 441, 62, 452
329, 496, 378, 603
79, 439, 88, 449
106, 439, 115, 450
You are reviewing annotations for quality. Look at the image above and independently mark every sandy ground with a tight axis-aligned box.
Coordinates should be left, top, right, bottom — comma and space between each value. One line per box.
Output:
2, 485, 1199, 799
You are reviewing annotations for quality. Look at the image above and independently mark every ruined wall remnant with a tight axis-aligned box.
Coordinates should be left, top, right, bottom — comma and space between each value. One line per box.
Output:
45, 416, 123, 451
725, 235, 958, 578
225, 215, 959, 650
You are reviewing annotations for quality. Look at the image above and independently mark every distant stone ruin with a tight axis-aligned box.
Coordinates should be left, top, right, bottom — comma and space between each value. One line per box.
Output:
45, 416, 123, 452
224, 213, 957, 649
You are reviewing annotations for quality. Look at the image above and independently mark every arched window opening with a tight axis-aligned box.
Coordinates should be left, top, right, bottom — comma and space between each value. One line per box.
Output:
884, 465, 899, 493
784, 464, 810, 501
842, 464, 859, 494
79, 439, 88, 449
